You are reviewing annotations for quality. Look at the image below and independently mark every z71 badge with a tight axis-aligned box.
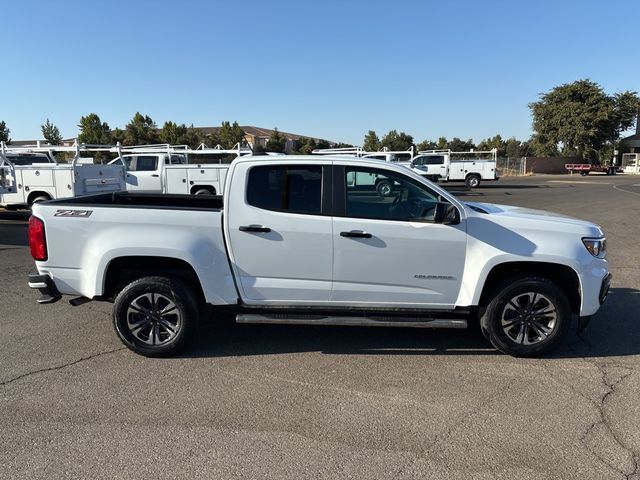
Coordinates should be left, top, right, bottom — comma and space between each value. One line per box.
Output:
54, 209, 93, 218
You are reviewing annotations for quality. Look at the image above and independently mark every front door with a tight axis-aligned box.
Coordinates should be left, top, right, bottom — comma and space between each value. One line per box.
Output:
225, 162, 333, 304
331, 165, 467, 308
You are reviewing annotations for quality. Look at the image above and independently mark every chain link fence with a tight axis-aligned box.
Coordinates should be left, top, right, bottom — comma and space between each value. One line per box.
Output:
497, 157, 526, 176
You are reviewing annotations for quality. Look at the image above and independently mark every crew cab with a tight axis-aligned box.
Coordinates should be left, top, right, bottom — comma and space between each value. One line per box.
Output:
28, 156, 611, 358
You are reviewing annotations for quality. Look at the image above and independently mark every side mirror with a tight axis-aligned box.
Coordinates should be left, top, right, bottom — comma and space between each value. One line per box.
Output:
434, 202, 460, 225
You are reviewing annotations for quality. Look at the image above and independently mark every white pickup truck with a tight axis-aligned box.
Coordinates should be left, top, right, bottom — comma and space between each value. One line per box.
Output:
1, 148, 125, 209
28, 155, 611, 358
411, 149, 499, 188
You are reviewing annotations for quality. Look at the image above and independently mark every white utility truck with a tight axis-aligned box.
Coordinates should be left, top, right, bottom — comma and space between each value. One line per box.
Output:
110, 143, 251, 195
621, 153, 639, 175
411, 149, 499, 187
28, 156, 610, 358
0, 142, 125, 209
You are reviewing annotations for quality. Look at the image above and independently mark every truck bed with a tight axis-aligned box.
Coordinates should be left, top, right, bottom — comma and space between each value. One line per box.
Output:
44, 191, 224, 210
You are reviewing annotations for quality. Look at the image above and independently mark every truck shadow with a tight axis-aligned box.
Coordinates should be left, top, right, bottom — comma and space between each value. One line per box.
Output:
185, 288, 639, 359
0, 223, 28, 246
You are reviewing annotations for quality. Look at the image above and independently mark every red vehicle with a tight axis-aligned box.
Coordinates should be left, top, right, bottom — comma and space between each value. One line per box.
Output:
565, 163, 621, 176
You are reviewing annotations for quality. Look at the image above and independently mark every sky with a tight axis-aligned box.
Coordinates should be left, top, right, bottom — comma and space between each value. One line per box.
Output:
2, 0, 639, 145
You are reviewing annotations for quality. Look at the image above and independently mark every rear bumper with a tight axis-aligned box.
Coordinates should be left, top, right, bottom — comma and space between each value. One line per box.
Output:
28, 273, 62, 304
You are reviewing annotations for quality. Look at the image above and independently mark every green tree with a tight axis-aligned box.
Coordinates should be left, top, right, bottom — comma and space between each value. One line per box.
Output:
504, 137, 522, 158
0, 120, 10, 144
159, 121, 187, 144
41, 118, 62, 145
448, 137, 476, 152
123, 112, 158, 145
380, 130, 413, 151
158, 122, 204, 148
363, 130, 380, 151
316, 139, 331, 149
111, 128, 125, 144
530, 79, 640, 161
477, 134, 505, 155
293, 137, 317, 154
77, 114, 111, 144
267, 128, 286, 153
218, 121, 245, 148
417, 139, 437, 151
528, 133, 559, 157
436, 136, 449, 149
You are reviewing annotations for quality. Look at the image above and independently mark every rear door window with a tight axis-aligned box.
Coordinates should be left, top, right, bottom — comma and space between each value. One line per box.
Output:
132, 156, 158, 171
247, 165, 322, 215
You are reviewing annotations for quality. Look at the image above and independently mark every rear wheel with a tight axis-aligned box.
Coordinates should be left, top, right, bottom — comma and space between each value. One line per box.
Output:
29, 195, 51, 205
376, 179, 393, 197
465, 174, 481, 188
480, 276, 571, 357
193, 187, 215, 195
113, 276, 200, 357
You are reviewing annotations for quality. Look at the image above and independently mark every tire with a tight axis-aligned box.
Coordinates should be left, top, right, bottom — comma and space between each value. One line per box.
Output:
480, 276, 571, 357
580, 171, 589, 176
29, 195, 51, 205
113, 276, 200, 357
193, 188, 215, 195
465, 174, 481, 188
376, 179, 393, 197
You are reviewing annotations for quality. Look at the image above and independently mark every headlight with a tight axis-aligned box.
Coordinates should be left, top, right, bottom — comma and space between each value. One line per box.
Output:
582, 237, 606, 258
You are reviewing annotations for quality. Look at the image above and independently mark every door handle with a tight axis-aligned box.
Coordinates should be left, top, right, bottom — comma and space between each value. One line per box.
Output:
151, 174, 160, 177
239, 225, 272, 233
340, 230, 372, 239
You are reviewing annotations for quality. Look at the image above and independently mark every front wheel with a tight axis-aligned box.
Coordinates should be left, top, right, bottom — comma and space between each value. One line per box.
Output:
480, 276, 571, 357
113, 276, 200, 357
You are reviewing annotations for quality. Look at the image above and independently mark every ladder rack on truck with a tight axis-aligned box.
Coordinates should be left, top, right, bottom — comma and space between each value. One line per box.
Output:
312, 146, 415, 165
0, 141, 126, 209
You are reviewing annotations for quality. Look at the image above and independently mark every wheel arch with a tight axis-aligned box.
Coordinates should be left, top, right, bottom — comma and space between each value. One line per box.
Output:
102, 256, 206, 305
478, 261, 581, 315
190, 185, 216, 195
27, 190, 52, 204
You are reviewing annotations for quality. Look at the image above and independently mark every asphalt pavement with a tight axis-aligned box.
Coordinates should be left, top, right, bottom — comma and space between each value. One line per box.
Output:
1, 174, 639, 479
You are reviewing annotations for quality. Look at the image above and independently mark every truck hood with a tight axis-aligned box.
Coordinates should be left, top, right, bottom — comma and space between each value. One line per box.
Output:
464, 201, 603, 233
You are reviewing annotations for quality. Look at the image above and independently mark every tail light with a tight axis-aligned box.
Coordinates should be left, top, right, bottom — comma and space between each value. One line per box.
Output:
28, 216, 48, 261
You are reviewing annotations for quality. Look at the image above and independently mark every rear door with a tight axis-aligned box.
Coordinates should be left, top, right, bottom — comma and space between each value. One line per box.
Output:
331, 164, 467, 308
0, 159, 15, 195
225, 161, 333, 304
125, 155, 162, 192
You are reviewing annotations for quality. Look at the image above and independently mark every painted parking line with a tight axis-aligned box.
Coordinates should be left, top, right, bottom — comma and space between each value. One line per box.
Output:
613, 184, 640, 197
547, 180, 612, 184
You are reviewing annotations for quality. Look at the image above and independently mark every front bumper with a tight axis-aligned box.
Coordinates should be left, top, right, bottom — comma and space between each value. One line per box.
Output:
577, 272, 612, 332
28, 273, 61, 304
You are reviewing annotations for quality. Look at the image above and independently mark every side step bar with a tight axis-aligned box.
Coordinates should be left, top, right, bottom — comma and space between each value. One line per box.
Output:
236, 314, 467, 329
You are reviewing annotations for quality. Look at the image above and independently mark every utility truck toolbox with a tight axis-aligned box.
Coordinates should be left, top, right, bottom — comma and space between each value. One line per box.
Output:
28, 155, 610, 358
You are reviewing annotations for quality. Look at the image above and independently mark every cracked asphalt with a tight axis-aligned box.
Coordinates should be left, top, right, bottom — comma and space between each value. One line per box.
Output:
1, 174, 639, 479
